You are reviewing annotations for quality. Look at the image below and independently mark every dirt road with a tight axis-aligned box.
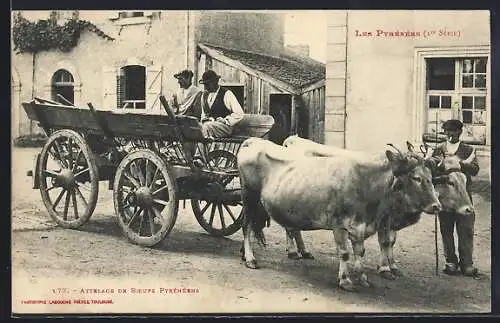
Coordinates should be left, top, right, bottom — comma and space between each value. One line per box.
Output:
11, 148, 492, 314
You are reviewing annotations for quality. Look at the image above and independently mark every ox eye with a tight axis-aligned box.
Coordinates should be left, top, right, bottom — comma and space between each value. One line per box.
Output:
447, 181, 455, 187
411, 176, 422, 183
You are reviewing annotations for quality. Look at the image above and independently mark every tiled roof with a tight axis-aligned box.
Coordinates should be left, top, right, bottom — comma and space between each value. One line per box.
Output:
200, 43, 325, 90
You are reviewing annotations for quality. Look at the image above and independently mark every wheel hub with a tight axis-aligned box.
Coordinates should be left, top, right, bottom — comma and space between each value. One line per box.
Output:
134, 187, 153, 208
53, 169, 76, 189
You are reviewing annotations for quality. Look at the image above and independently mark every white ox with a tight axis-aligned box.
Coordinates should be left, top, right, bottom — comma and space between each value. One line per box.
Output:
282, 136, 474, 279
237, 137, 441, 291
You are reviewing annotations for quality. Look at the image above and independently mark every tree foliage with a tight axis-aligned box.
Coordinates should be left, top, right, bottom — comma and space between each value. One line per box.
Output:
12, 11, 114, 53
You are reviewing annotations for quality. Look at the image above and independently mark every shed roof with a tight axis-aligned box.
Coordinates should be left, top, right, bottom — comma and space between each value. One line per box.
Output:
199, 43, 325, 92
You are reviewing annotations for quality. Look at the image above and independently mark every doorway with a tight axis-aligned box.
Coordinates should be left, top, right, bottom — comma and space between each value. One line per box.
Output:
269, 94, 292, 144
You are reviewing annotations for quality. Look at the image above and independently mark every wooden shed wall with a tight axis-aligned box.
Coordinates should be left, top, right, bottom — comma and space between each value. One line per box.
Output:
299, 86, 325, 143
197, 53, 288, 115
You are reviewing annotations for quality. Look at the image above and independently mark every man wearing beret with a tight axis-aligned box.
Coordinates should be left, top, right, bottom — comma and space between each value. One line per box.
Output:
172, 69, 203, 119
198, 70, 244, 138
431, 119, 481, 278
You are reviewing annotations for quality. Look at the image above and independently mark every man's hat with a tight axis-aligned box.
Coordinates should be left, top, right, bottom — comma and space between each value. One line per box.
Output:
199, 70, 220, 84
442, 119, 463, 130
174, 69, 193, 79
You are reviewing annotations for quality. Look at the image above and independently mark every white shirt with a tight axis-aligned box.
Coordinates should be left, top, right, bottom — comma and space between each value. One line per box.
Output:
445, 141, 460, 156
203, 87, 244, 127
173, 84, 202, 115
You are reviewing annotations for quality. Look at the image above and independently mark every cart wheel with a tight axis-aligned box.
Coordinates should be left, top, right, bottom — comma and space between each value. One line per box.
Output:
113, 149, 178, 247
38, 129, 99, 228
191, 150, 243, 237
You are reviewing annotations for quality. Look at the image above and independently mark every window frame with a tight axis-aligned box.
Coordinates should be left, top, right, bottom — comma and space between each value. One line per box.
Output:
118, 65, 146, 110
413, 46, 490, 146
51, 69, 75, 104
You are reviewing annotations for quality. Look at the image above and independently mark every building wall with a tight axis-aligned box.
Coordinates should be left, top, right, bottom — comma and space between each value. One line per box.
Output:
12, 11, 193, 136
12, 10, 287, 137
326, 10, 491, 152
195, 11, 285, 57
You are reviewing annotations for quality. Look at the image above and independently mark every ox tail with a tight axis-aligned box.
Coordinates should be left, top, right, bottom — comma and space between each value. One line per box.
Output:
251, 203, 271, 247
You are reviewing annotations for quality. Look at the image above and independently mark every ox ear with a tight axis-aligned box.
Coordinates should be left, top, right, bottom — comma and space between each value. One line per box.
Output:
386, 150, 406, 175
432, 175, 449, 185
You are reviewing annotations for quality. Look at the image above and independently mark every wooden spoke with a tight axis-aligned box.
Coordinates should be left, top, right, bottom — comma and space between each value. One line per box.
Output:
67, 137, 73, 169
72, 149, 83, 172
74, 186, 88, 208
223, 204, 237, 222
132, 160, 146, 186
138, 209, 145, 236
123, 171, 141, 189
218, 204, 226, 229
74, 167, 89, 178
128, 207, 142, 228
145, 159, 151, 187
209, 204, 216, 226
52, 188, 67, 210
153, 198, 169, 206
200, 202, 211, 215
53, 140, 69, 168
149, 167, 160, 189
43, 169, 60, 177
152, 185, 169, 197
63, 190, 71, 221
71, 189, 79, 219
147, 209, 155, 236
45, 185, 58, 192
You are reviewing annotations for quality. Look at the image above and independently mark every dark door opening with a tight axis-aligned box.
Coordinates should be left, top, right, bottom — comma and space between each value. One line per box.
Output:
269, 94, 292, 145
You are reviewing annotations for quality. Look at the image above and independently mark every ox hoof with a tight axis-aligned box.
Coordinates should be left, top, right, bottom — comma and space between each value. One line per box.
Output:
301, 252, 315, 260
379, 270, 396, 280
287, 252, 301, 260
245, 260, 259, 269
390, 267, 404, 277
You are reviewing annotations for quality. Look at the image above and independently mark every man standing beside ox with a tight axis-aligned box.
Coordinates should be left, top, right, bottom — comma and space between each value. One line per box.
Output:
431, 119, 481, 279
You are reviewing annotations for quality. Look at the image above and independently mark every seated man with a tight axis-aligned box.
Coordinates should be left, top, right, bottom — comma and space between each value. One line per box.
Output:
198, 70, 244, 138
171, 69, 203, 119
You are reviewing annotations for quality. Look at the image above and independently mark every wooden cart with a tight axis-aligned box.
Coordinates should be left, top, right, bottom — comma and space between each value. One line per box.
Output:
23, 96, 274, 247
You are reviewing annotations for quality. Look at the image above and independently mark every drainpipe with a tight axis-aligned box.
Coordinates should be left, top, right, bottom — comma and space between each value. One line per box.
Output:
343, 11, 349, 149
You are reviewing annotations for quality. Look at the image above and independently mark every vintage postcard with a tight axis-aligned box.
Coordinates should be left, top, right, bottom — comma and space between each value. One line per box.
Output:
11, 9, 491, 314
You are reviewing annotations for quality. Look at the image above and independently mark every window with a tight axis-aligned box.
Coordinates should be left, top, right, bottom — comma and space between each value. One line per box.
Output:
425, 57, 488, 145
51, 69, 74, 105
118, 11, 145, 19
118, 65, 146, 110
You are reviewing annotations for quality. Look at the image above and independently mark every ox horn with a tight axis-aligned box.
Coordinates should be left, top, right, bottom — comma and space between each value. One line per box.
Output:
406, 141, 415, 153
386, 143, 404, 157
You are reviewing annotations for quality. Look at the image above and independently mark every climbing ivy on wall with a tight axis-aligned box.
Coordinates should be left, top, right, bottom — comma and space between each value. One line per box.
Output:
12, 11, 114, 53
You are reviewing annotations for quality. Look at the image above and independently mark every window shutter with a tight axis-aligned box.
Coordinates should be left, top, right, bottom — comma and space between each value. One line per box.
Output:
102, 66, 117, 110
146, 65, 163, 112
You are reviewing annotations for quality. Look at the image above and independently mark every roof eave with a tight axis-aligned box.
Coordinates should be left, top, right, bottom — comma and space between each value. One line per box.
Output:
198, 43, 302, 95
